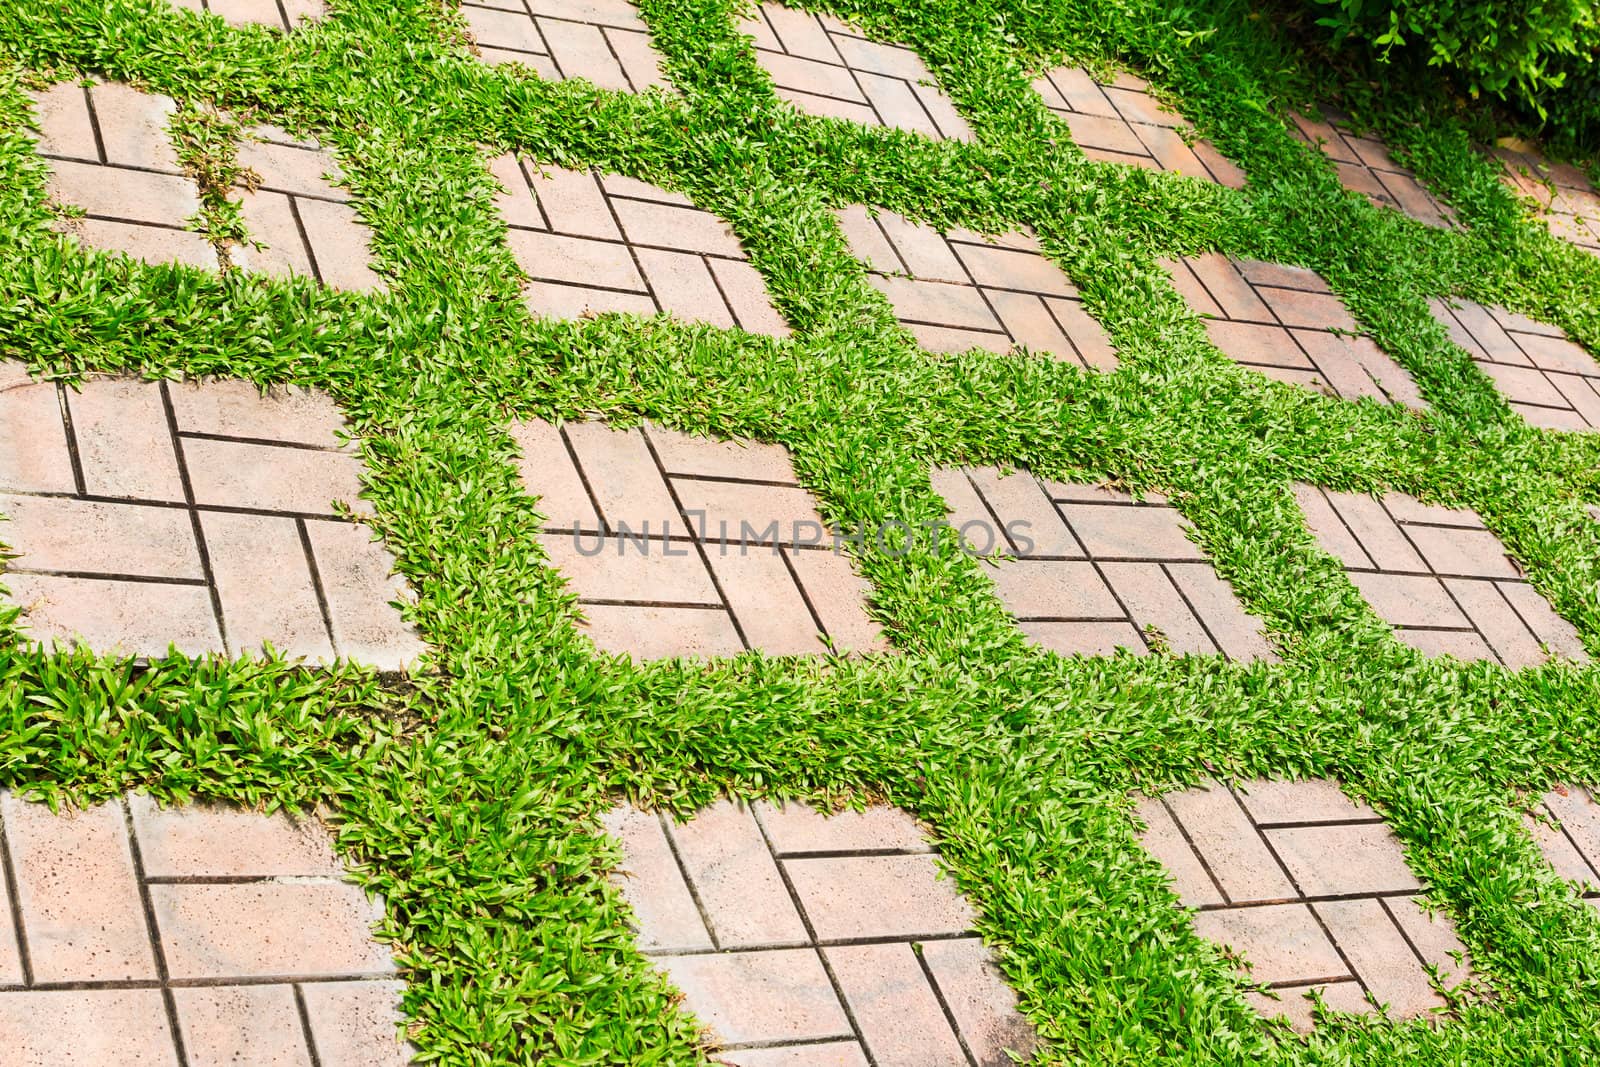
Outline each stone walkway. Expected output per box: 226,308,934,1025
167,0,326,33
0,792,407,1065
1163,254,1425,408
1290,110,1455,229
604,799,1037,1065
1294,484,1587,666
1137,778,1470,1031
1430,298,1600,431
462,0,669,91
933,471,1274,659
1496,143,1600,259
0,370,423,668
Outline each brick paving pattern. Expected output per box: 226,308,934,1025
460,0,669,92
492,156,790,334
1032,66,1246,188
1288,111,1454,229
604,799,1037,1065
932,470,1274,660
1136,778,1470,1030
1429,297,1600,432
0,791,409,1064
26,80,218,270
511,418,883,659
1294,483,1588,667
1163,254,1426,408
1526,786,1600,907
232,124,385,292
166,0,326,32
837,207,1116,368
1495,143,1600,259
740,2,974,142
0,367,425,670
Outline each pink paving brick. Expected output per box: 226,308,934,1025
1527,785,1600,902
0,367,425,670
740,2,973,141
1164,253,1425,408
1430,297,1600,431
462,0,670,92
1033,66,1245,187
1494,142,1600,260
933,467,1273,660
492,156,788,334
1294,483,1589,667
233,125,385,291
0,793,407,1064
166,0,327,32
837,206,1116,367
26,80,217,270
1136,778,1470,1029
512,417,883,659
1289,110,1455,229
608,799,1036,1063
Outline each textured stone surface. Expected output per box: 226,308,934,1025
233,125,384,291
27,80,217,270
1163,253,1425,408
0,368,426,669
1295,483,1588,667
1495,142,1600,260
1430,297,1600,432
740,2,972,141
1137,778,1470,1029
1289,111,1454,229
1527,785,1600,902
1033,66,1246,187
167,0,327,32
462,0,670,91
493,157,788,334
837,206,1116,367
607,799,1036,1063
0,792,409,1065
512,417,882,659
933,468,1274,659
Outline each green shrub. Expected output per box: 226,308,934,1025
1311,0,1599,142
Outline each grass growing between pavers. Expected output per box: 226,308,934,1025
2,0,1600,1061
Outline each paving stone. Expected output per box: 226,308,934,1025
232,127,384,291
0,367,425,669
936,467,1273,659
838,206,1115,368
0,989,177,1066
1295,482,1588,667
1431,297,1600,431
825,942,969,1066
493,156,787,334
612,800,1036,1058
298,980,413,1066
742,3,972,141
1289,111,1454,228
152,881,394,979
1033,66,1245,187
513,417,882,659
173,984,312,1067
463,0,670,92
664,799,807,948
1531,786,1600,899
1137,778,1470,1028
169,0,327,32
785,853,976,941
1,794,155,982
26,80,218,270
0,794,405,1062
657,949,852,1046
1163,254,1424,408
1495,142,1600,260
127,793,343,878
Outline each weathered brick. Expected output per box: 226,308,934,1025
1135,796,1224,908
128,793,342,877
920,937,1039,1065
657,949,851,1045
4,573,223,657
1316,898,1444,1016
0,990,177,1066
1290,111,1454,228
1192,903,1348,985
0,374,75,493
665,800,807,948
785,853,974,940
305,519,425,669
65,378,184,502
601,804,713,953
825,942,969,1066
172,984,312,1067
1163,782,1294,904
1265,823,1422,897
298,980,413,1067
0,495,202,579
756,800,929,854
201,511,334,661
183,437,364,515
576,603,745,658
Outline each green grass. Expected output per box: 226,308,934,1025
2,0,1600,1062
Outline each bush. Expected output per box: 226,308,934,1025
1311,0,1599,143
